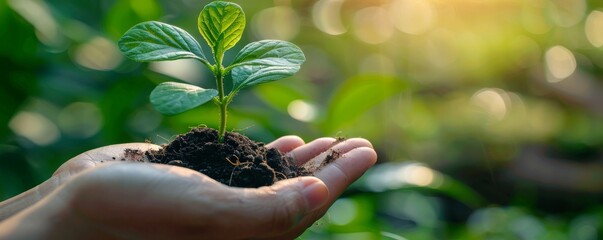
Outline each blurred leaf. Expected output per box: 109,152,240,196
350,162,486,208
198,1,245,60
254,82,307,113
150,82,218,115
99,75,155,143
0,4,40,140
324,75,408,131
104,0,162,40
0,145,36,200
1,72,39,139
118,21,209,64
229,40,305,91
2,0,39,61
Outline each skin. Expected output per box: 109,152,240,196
0,136,377,239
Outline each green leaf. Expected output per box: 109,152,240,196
229,40,305,91
198,1,245,60
118,21,208,64
230,64,301,92
230,40,305,68
149,82,218,115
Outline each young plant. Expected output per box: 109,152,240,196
118,1,305,141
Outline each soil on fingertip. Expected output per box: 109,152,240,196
142,127,318,188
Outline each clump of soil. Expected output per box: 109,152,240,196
143,127,315,188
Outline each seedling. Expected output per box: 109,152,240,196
118,1,305,141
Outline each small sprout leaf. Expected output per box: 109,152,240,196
198,1,245,59
119,21,208,64
229,40,305,91
150,82,218,115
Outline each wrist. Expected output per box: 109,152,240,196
0,184,101,239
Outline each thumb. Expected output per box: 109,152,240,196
233,176,329,238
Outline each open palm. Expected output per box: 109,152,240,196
0,136,376,239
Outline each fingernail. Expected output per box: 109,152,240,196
301,180,329,212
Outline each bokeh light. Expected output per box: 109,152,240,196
57,102,103,138
545,45,577,82
330,198,358,225
402,164,435,187
9,111,60,146
585,11,603,48
72,37,123,71
471,88,510,121
388,0,435,35
287,100,317,122
353,7,394,44
251,6,300,40
312,0,347,35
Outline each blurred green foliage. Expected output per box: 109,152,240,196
2,0,603,238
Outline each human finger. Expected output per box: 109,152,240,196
265,146,377,239
213,176,329,239
265,135,305,154
301,138,374,171
285,138,337,165
313,146,377,200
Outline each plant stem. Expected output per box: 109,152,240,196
214,55,227,142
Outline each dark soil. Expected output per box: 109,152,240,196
143,127,314,188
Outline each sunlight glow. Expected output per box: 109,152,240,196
353,7,394,44
403,164,435,187
312,0,347,35
365,163,444,191
521,1,552,34
252,6,300,40
388,0,435,35
545,45,576,82
585,11,603,48
287,100,317,122
426,29,457,70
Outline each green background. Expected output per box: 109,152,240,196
2,0,603,238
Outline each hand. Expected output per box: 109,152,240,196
0,136,377,239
